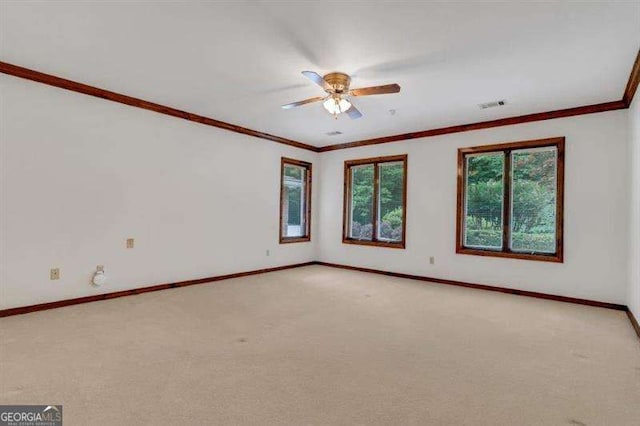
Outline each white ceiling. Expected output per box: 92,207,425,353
1,1,639,147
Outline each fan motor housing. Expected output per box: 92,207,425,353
323,72,351,93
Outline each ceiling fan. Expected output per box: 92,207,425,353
281,71,400,119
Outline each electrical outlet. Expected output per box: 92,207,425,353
50,268,60,280
429,256,435,265
266,249,270,256
126,238,135,249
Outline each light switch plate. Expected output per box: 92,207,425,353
126,238,134,249
50,268,60,280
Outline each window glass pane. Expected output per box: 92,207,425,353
349,164,374,240
282,164,306,237
510,147,557,253
377,162,404,242
464,152,505,249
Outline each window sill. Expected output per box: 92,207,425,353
456,247,562,263
280,236,311,244
342,238,405,249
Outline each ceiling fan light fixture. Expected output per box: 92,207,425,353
282,70,399,120
323,97,351,116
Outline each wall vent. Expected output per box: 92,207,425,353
326,131,343,136
478,100,507,109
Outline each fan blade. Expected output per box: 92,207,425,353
281,96,325,109
349,83,401,97
302,71,332,92
346,103,362,119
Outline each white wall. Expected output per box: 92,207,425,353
1,72,635,310
0,75,319,309
629,97,640,319
318,110,630,304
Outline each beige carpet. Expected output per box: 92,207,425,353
1,265,639,425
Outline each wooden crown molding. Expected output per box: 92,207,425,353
319,101,626,152
0,61,320,153
623,48,640,107
2,49,638,153
320,48,640,152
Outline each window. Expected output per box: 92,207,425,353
343,155,407,248
456,137,564,262
280,158,311,243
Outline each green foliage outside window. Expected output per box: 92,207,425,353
350,165,374,237
464,148,557,253
378,163,404,241
349,162,404,241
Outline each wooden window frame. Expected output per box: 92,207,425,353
279,157,312,244
456,137,565,263
342,154,408,249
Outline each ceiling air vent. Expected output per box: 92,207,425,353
326,131,343,136
478,100,507,109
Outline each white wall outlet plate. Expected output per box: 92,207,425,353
50,268,60,280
